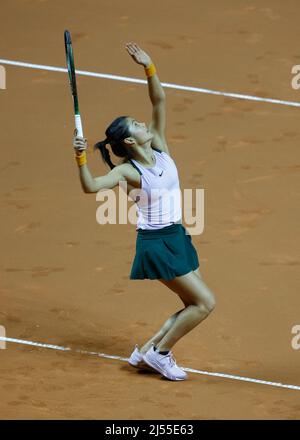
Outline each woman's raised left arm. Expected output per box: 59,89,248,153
125,42,165,103
125,42,169,154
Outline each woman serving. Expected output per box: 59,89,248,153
73,42,216,381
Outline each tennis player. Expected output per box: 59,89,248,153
73,42,216,381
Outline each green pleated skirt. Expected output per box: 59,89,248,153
130,223,200,281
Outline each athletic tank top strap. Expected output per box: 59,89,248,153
151,146,162,153
129,147,162,175
128,159,142,175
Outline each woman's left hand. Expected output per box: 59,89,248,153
125,42,152,67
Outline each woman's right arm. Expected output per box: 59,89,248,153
73,134,124,193
83,166,125,193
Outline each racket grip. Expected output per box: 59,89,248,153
74,114,84,138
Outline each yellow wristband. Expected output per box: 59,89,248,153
145,62,156,78
75,150,87,167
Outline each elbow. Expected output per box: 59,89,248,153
81,180,97,194
83,185,94,194
152,94,166,105
84,184,99,194
156,94,166,103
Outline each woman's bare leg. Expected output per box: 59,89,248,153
139,268,211,354
154,269,216,352
139,308,185,354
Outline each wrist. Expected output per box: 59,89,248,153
144,59,152,68
75,150,87,167
144,62,156,78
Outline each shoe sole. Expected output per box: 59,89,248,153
142,354,187,381
128,360,160,373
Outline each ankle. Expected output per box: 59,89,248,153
140,343,155,354
156,346,171,353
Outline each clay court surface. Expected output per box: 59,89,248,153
1,0,300,419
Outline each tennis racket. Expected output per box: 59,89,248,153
64,29,84,138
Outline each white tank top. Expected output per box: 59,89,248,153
129,147,182,230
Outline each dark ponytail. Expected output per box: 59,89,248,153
94,139,115,170
94,116,132,170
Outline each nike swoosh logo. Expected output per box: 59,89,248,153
159,171,163,177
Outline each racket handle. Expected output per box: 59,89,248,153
75,114,84,138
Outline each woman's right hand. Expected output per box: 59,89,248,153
73,129,87,153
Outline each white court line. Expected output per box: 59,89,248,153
1,336,300,391
1,58,300,108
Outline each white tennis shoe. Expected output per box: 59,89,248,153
128,345,159,373
142,345,188,381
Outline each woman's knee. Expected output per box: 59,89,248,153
206,297,216,313
195,277,216,313
196,299,215,316
205,291,216,313
160,272,216,313
188,281,216,314
195,291,216,314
